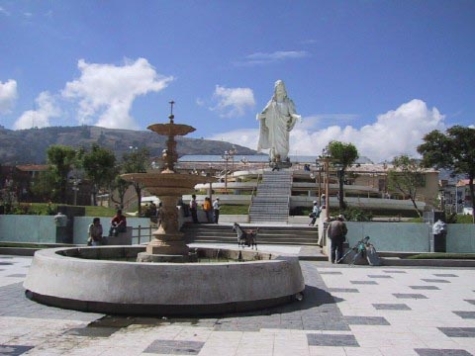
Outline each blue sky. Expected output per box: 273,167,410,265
0,0,474,163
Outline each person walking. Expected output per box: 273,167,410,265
213,198,220,224
327,215,348,263
309,201,320,226
189,194,199,223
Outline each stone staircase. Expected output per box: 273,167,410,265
248,170,292,224
183,223,318,246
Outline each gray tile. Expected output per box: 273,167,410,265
453,311,475,319
434,274,458,277
351,280,378,285
328,288,359,293
465,299,475,306
383,270,407,274
307,333,359,347
438,327,475,338
6,274,26,278
0,345,34,355
373,303,411,310
410,285,440,290
421,279,450,283
393,293,428,299
415,349,472,356
64,326,120,337
0,262,13,265
368,275,392,278
319,271,343,275
143,340,204,355
345,316,390,325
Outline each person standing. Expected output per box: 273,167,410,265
189,194,199,223
157,202,164,228
202,197,213,223
213,198,220,224
88,217,103,246
109,209,127,237
327,215,348,263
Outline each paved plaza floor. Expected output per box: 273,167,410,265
1,247,475,356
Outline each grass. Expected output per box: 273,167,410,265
406,253,475,260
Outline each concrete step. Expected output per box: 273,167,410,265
182,224,319,246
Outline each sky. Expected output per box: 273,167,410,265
0,0,474,163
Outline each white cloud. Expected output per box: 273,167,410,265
235,50,308,66
13,91,60,129
211,85,255,118
208,128,260,152
62,58,173,129
208,99,446,163
0,79,18,114
0,6,11,16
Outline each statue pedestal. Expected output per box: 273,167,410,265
269,161,292,171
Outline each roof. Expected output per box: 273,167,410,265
16,164,50,172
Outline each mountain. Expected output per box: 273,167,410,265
0,125,257,165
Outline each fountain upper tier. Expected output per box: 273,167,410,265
120,172,212,197
147,122,196,137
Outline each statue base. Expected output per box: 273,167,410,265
269,161,292,171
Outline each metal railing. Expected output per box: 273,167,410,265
130,225,154,245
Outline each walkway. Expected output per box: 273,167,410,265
1,248,475,355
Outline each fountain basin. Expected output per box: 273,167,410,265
24,246,305,316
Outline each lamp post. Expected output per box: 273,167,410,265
72,180,79,206
318,147,332,221
221,147,236,194
311,163,324,207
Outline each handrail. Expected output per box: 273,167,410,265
130,225,154,244
248,171,262,215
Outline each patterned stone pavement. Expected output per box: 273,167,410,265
1,251,475,356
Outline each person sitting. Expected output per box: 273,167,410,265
88,217,103,246
109,209,127,237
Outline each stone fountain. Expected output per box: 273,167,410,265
121,101,213,262
23,102,305,316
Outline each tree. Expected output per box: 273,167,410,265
80,144,117,206
46,145,78,203
109,175,130,210
121,147,150,216
417,125,475,223
327,141,359,211
387,155,426,218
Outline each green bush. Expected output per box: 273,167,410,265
343,207,373,221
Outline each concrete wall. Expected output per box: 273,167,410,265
345,222,430,252
0,215,151,245
1,215,474,253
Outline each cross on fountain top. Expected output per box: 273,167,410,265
169,100,175,123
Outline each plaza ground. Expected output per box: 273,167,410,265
2,243,475,356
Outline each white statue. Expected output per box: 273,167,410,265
257,80,301,162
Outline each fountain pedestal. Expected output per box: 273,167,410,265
121,170,212,262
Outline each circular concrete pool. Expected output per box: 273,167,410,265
24,246,305,316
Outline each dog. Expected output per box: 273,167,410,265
232,222,258,249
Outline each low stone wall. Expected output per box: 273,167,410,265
1,215,474,253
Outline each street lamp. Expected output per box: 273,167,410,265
318,147,332,221
72,179,80,206
310,163,323,207
221,147,236,193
